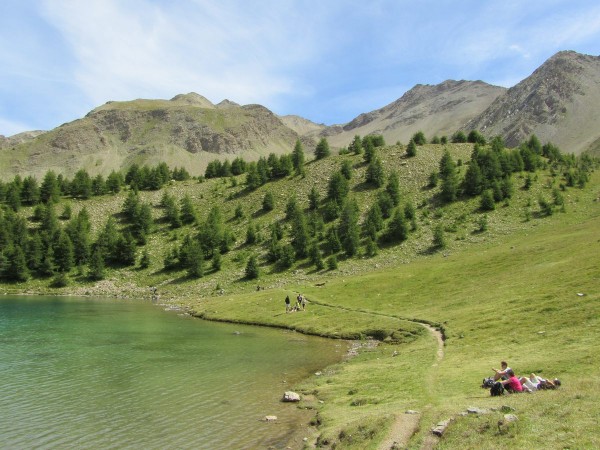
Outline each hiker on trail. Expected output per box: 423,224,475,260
285,295,291,313
492,361,511,381
301,295,306,311
296,294,302,310
500,369,523,393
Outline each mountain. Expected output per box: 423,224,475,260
0,93,300,180
2,50,599,181
319,80,506,147
464,51,600,155
279,115,326,136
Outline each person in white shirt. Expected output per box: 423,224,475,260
492,361,511,381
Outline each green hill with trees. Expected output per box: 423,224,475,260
1,132,599,448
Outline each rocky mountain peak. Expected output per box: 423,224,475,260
465,50,600,153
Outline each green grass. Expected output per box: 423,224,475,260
3,143,600,448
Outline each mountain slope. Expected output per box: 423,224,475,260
320,80,506,147
0,93,300,180
464,51,600,154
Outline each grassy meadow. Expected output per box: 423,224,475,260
3,141,599,448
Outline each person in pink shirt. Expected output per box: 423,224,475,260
500,369,523,393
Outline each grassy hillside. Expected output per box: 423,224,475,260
2,142,599,448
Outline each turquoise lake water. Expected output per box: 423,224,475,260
0,296,345,449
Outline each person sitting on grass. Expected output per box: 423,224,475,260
492,361,511,381
500,369,523,393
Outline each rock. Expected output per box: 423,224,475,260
498,413,519,434
264,415,277,422
500,405,516,413
405,410,419,415
431,419,452,436
282,391,301,402
467,407,489,415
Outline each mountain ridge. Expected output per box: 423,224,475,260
2,50,599,180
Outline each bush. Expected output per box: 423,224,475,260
432,224,447,249
480,190,496,211
51,272,69,288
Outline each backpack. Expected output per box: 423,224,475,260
490,381,504,396
481,377,495,389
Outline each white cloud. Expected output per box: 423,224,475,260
38,0,325,107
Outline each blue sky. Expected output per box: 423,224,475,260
1,0,599,136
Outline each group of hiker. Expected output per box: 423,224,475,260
486,361,561,395
285,294,306,313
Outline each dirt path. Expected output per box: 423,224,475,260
378,323,444,450
288,296,446,449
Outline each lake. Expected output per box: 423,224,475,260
0,296,345,449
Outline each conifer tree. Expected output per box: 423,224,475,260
88,245,106,280
21,176,40,205
122,190,141,222
285,195,300,221
439,150,458,203
338,198,360,257
377,191,394,219
54,231,74,273
163,194,182,228
365,157,385,187
262,191,274,212
412,131,427,145
308,185,320,210
480,189,496,211
340,160,353,180
245,255,259,279
462,159,483,196
131,203,153,244
351,135,362,154
292,139,305,174
71,169,93,199
363,203,384,240
106,170,124,194
386,171,401,206
432,223,447,249
315,138,331,160
406,139,417,157
5,245,30,281
180,194,197,224
308,241,324,270
290,211,310,258
327,171,349,205
92,174,107,196
41,170,61,203
26,233,44,273
363,139,376,163
245,222,258,245
384,208,409,243
115,232,137,266
186,240,205,278
211,249,222,271
324,226,342,255
451,131,467,143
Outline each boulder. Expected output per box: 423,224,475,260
264,415,277,422
282,391,301,402
431,419,452,436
